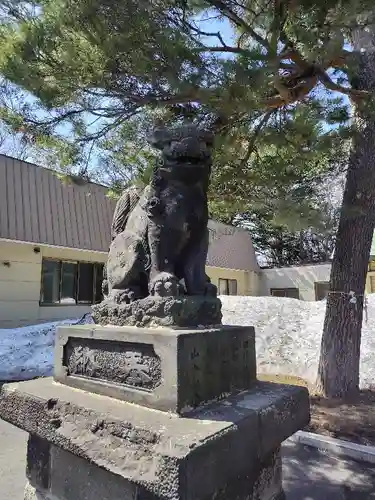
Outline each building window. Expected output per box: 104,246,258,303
61,262,77,304
219,278,238,295
315,281,330,301
270,288,299,299
41,260,61,304
94,264,104,303
77,262,95,303
40,259,104,305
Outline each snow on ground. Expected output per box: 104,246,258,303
0,315,93,381
221,294,375,389
1,296,375,386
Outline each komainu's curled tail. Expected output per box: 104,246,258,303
102,185,143,299
111,185,143,240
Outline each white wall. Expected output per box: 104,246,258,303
206,266,260,296
260,263,331,301
0,239,107,328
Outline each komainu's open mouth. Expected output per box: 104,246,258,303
166,151,209,165
177,156,203,165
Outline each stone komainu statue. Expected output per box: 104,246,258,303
101,124,218,312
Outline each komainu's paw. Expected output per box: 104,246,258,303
149,272,179,297
112,288,140,304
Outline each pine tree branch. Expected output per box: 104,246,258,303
193,46,249,54
181,20,228,48
240,110,275,167
269,0,287,55
282,47,311,70
206,0,271,50
24,108,89,127
317,70,370,100
264,76,319,108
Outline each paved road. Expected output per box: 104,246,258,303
283,441,375,499
0,418,28,500
1,418,375,499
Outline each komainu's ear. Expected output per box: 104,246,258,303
148,127,171,150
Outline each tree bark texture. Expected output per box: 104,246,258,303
317,29,375,398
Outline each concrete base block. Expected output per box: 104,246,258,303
24,435,285,500
25,435,140,500
0,378,309,500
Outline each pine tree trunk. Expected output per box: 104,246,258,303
316,31,375,398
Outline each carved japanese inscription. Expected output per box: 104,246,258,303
63,338,161,391
179,330,257,410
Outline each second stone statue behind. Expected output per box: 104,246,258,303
92,124,222,328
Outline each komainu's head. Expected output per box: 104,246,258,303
148,124,214,185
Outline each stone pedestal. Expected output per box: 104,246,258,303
0,324,310,500
54,324,257,413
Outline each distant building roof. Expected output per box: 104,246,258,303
0,155,259,272
207,220,260,272
0,154,115,252
261,260,332,270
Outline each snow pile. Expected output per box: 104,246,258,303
221,294,375,389
2,296,375,387
0,315,93,381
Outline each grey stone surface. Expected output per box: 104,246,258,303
25,433,283,500
50,445,137,500
94,124,220,328
26,437,284,500
92,295,222,328
25,435,140,500
0,377,309,500
204,449,284,500
27,435,50,491
54,324,257,413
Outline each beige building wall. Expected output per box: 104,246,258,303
260,263,331,301
0,240,259,328
366,270,375,294
206,266,260,296
0,239,106,328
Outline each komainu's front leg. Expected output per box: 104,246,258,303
147,221,184,297
183,227,218,297
203,275,218,297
